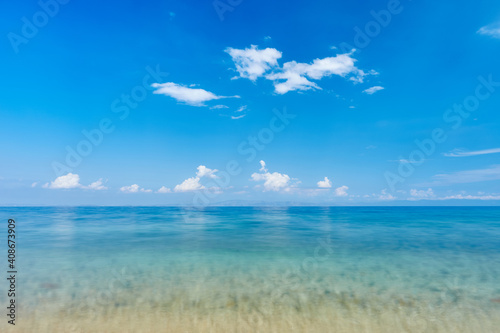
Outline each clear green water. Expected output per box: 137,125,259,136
1,206,500,332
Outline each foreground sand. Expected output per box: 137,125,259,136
7,298,500,333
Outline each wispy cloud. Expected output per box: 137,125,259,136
477,22,500,39
236,105,247,112
363,86,384,95
428,165,500,185
210,104,229,110
231,114,246,120
152,82,239,106
437,194,500,200
443,148,500,157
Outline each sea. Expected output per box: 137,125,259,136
1,206,499,332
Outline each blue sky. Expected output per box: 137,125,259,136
1,0,500,205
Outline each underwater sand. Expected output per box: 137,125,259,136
1,207,500,332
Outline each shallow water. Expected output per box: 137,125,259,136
1,207,500,332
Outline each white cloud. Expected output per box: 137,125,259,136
334,185,349,196
259,160,267,172
251,172,291,191
225,45,282,81
210,104,229,110
44,173,81,189
404,189,500,201
409,188,434,199
174,177,204,192
31,182,38,188
226,45,374,94
389,158,423,164
157,186,172,193
443,148,500,157
152,82,239,106
236,105,247,112
266,52,371,94
86,179,107,190
438,194,500,200
317,177,332,188
477,23,500,39
196,165,218,179
430,165,500,185
363,86,384,95
378,189,395,200
174,165,219,192
120,184,152,193
231,115,246,120
251,160,293,191
44,173,106,190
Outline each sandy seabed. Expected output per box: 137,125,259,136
6,253,500,333
7,296,500,333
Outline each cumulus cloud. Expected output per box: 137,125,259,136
152,82,239,106
477,23,500,39
409,188,435,199
196,165,218,179
44,173,81,189
226,45,374,94
378,189,395,200
157,186,172,193
363,86,384,95
251,172,291,191
443,148,500,157
317,177,332,188
44,173,107,190
174,165,219,192
174,177,204,192
225,45,282,81
251,160,293,191
334,185,349,196
120,184,152,193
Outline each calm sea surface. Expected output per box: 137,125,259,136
1,206,500,332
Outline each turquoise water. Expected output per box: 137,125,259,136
1,207,500,332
